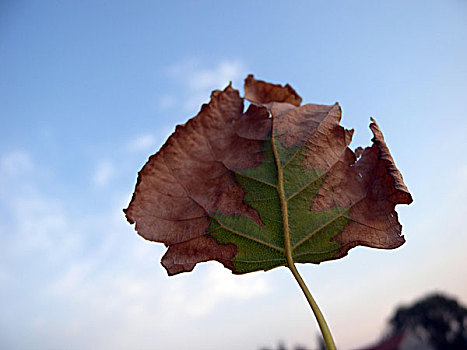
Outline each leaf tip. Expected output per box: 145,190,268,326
244,74,302,106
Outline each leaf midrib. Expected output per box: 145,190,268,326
222,128,350,261
271,121,294,268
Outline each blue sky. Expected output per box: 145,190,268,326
1,1,466,349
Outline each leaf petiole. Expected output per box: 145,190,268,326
271,121,336,350
287,263,337,350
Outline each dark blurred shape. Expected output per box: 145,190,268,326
316,334,326,350
295,346,311,350
259,341,312,350
389,293,467,349
261,293,466,350
357,330,428,350
356,292,467,350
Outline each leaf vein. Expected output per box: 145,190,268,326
234,170,277,188
292,208,351,250
209,215,284,253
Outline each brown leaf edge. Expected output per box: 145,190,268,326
124,76,413,275
244,74,302,106
331,117,413,260
124,84,267,275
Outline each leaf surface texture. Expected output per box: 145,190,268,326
125,75,412,275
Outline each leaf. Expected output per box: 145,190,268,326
124,75,412,275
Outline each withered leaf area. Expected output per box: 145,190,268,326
124,75,412,275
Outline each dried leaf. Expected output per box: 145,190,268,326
124,75,412,275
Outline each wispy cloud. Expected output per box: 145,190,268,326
125,127,173,155
161,264,270,318
0,151,33,176
92,161,115,187
126,134,157,152
157,94,177,110
0,152,82,263
0,149,272,350
163,58,247,114
186,60,246,91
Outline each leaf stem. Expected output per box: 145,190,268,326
287,262,337,350
271,126,336,350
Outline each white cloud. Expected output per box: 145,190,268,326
0,265,8,284
458,164,467,194
92,161,115,187
47,261,93,296
0,150,273,349
187,60,246,92
161,264,270,318
0,151,79,261
157,94,177,110
8,194,72,257
164,58,247,114
190,265,270,316
0,151,33,176
126,134,157,152
125,126,174,155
